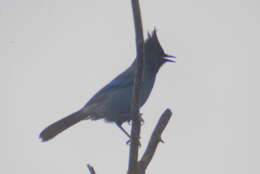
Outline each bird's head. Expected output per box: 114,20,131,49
144,29,175,71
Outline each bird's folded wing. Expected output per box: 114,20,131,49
86,68,134,105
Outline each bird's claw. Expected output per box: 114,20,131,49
126,136,141,146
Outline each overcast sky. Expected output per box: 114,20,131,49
3,0,259,174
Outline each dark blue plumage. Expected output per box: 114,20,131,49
40,30,175,141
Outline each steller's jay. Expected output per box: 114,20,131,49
39,30,175,141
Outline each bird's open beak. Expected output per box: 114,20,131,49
164,53,176,62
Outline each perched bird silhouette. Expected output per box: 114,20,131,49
39,30,175,141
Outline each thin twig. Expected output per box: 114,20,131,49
87,164,96,174
138,109,172,172
128,0,145,174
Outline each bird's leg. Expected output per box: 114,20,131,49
116,122,141,146
127,113,144,125
117,124,131,138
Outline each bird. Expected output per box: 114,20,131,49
39,29,175,141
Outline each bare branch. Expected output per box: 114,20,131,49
87,164,96,174
138,109,173,171
128,0,145,174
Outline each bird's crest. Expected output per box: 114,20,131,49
145,28,165,56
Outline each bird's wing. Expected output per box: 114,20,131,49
86,67,134,105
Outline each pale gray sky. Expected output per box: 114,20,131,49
3,0,259,174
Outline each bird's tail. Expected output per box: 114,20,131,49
39,110,87,142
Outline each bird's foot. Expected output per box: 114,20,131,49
126,136,141,146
